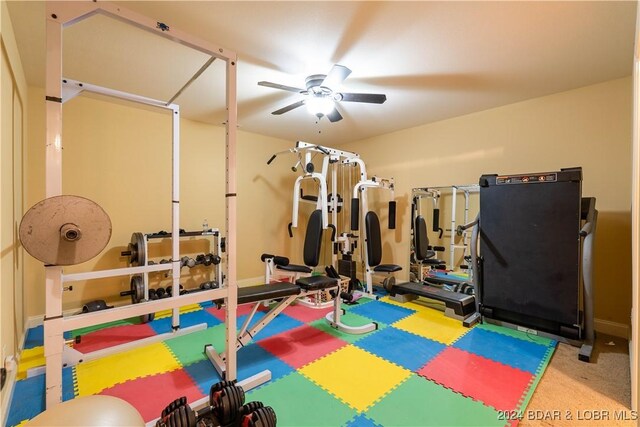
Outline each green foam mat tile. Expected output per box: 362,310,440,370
70,317,142,337
478,323,556,347
365,374,505,427
310,312,385,343
246,372,357,426
164,324,227,366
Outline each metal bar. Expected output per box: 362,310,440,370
167,57,216,105
62,287,227,331
224,56,239,383
62,263,172,283
61,78,174,110
171,106,181,328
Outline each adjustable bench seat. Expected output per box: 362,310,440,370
373,264,402,273
237,282,301,305
296,275,337,291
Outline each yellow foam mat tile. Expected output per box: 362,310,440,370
75,342,180,396
300,345,411,412
154,303,202,319
393,308,469,345
17,346,45,380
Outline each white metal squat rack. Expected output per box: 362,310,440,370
44,1,239,408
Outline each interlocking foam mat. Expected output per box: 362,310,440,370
8,295,556,426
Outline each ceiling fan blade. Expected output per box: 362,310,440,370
321,64,352,89
338,93,387,104
258,81,305,93
326,108,343,123
272,99,305,115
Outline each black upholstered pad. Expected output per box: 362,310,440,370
296,275,337,291
277,264,313,273
303,210,323,267
422,258,444,265
365,211,382,267
374,264,402,273
414,215,431,261
237,282,301,305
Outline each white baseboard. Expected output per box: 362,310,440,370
595,318,629,339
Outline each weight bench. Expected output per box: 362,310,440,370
204,274,377,384
263,209,339,309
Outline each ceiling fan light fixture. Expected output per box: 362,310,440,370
305,95,334,117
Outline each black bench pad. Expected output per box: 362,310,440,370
296,275,337,291
374,264,402,273
277,264,313,273
238,282,301,305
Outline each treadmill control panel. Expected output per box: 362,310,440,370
496,172,557,185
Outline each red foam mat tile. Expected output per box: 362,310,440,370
418,346,533,411
100,369,204,422
206,303,268,322
281,303,334,323
258,324,347,368
73,324,157,353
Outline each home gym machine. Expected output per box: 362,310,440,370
475,168,596,362
349,174,399,297
265,141,362,304
22,1,243,409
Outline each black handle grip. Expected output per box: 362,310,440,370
351,198,359,230
260,253,274,262
267,154,276,165
388,201,396,229
328,224,336,242
273,256,289,266
288,222,293,238
316,145,330,155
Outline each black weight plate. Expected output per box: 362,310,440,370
129,232,146,266
140,311,155,324
130,275,144,304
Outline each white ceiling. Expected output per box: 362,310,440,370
7,1,637,145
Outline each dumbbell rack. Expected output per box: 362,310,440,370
133,229,224,310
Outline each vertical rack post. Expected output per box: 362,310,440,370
224,57,238,381
44,6,64,407
171,106,181,328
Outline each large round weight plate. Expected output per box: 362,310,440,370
128,232,146,266
19,195,111,265
130,275,144,304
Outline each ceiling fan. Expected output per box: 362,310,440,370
258,64,387,122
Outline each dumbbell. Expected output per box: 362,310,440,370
155,287,168,299
165,284,185,296
180,256,196,268
209,381,245,426
241,406,277,427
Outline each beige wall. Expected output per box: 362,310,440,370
24,87,296,316
342,76,633,328
1,1,28,420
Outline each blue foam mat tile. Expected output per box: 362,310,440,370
345,414,383,427
183,359,224,396
240,311,304,342
453,327,549,374
355,326,446,371
237,343,294,384
149,309,222,335
24,326,72,350
6,375,45,426
349,300,416,325
6,369,75,426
